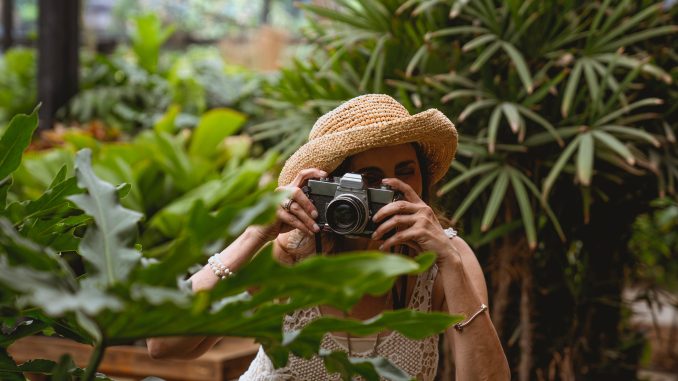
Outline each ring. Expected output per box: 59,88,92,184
281,198,294,212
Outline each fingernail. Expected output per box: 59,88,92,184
313,223,320,232
378,244,384,251
311,210,318,219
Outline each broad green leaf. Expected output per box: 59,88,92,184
0,106,39,180
67,149,143,286
320,350,412,381
189,108,247,158
576,133,594,186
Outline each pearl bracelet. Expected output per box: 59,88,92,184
208,253,234,280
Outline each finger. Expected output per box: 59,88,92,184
371,214,416,241
372,200,420,223
278,209,313,236
291,168,328,188
380,229,418,252
289,201,319,233
382,178,422,204
289,186,319,219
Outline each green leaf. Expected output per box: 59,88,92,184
436,162,499,196
487,106,502,153
508,169,537,250
0,106,39,180
470,41,501,72
542,135,582,200
561,60,583,118
67,149,143,286
451,169,500,224
154,104,181,134
481,170,509,231
596,98,663,126
501,42,533,93
189,108,247,158
462,34,497,51
459,99,497,122
0,176,12,211
591,130,635,165
600,125,660,147
576,132,594,186
425,26,487,40
501,103,522,134
320,350,413,381
515,105,563,147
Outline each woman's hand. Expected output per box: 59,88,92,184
255,168,327,242
370,178,452,261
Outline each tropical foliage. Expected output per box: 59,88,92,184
249,0,677,379
0,108,460,381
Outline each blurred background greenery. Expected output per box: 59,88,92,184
0,0,677,380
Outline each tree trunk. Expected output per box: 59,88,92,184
37,0,79,130
2,0,13,51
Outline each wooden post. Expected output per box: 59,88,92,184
37,0,79,130
2,0,13,51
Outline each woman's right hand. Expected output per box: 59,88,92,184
255,168,327,242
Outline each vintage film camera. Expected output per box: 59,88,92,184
303,173,402,238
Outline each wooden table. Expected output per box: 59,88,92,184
9,336,259,381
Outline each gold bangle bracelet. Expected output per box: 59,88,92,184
453,303,488,333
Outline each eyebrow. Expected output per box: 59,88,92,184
356,160,416,173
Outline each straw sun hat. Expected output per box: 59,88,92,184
278,94,458,187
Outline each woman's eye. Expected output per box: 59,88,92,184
396,169,415,178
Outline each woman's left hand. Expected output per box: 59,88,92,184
371,178,452,260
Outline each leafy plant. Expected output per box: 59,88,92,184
251,0,677,379
0,109,460,381
0,48,37,124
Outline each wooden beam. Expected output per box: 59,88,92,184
37,0,79,130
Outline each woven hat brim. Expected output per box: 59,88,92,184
278,108,458,187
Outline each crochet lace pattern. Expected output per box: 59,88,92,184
240,264,440,381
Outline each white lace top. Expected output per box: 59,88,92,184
239,264,440,381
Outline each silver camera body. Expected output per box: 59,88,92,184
304,173,402,238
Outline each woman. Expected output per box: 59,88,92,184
147,94,510,380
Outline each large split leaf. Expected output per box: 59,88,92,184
67,149,143,287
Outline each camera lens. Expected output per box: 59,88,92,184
333,203,356,227
325,195,368,234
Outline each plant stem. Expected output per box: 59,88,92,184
82,341,106,381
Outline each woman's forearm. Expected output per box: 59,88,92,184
146,226,269,359
439,254,511,381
